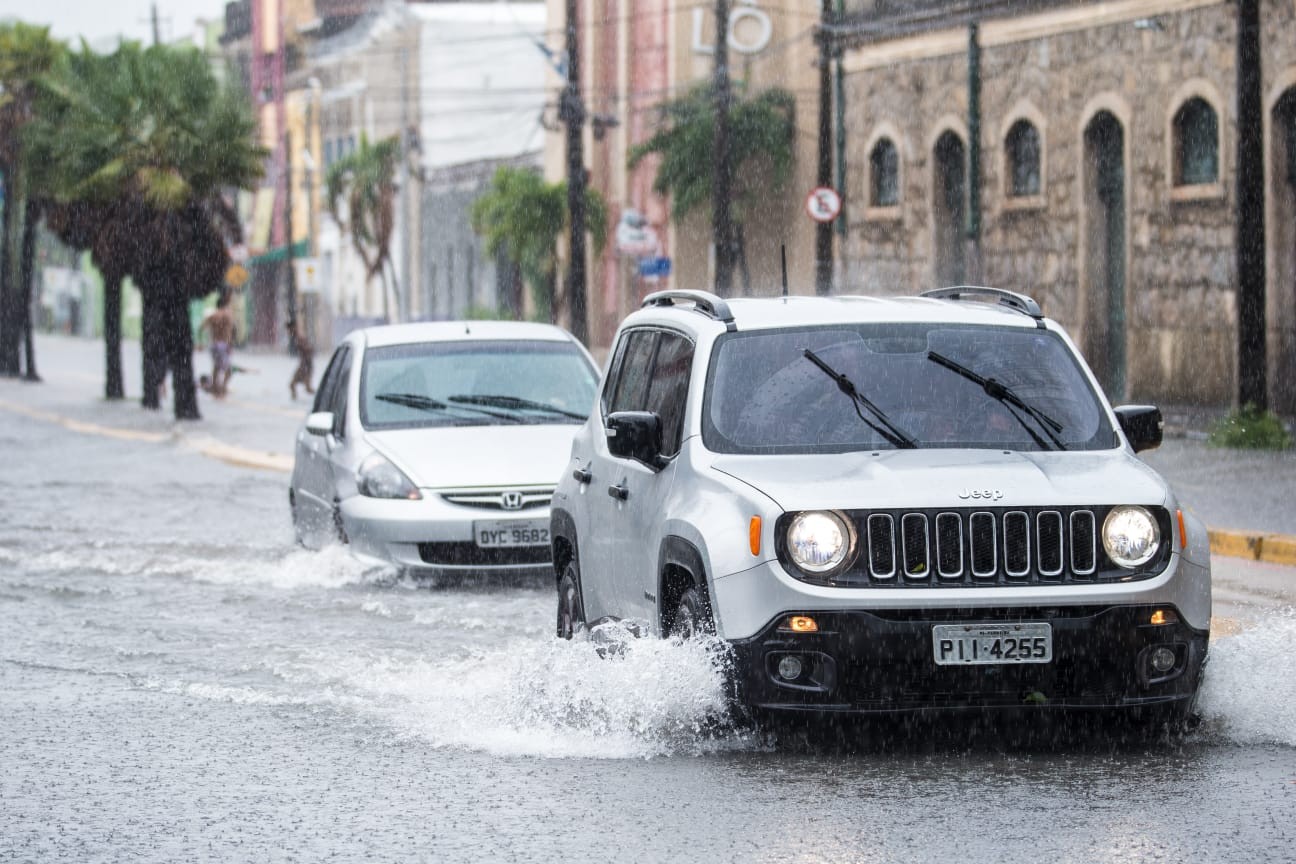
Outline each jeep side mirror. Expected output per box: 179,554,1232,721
1114,405,1163,453
306,411,335,437
605,411,664,468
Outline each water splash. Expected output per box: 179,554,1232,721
1198,610,1296,747
303,623,746,759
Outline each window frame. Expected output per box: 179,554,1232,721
1164,82,1226,203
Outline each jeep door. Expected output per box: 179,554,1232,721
586,327,694,625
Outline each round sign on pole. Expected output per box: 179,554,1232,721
805,186,842,223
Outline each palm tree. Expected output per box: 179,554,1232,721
29,41,264,416
325,135,402,321
628,83,796,296
470,166,606,323
0,21,62,379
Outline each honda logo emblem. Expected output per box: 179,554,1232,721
500,491,525,510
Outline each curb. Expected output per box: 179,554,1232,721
1208,530,1296,566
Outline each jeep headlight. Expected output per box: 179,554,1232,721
1102,506,1159,568
787,511,854,574
357,453,422,500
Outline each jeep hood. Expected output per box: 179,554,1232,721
710,448,1170,512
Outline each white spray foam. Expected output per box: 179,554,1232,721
1198,610,1296,747
309,624,743,759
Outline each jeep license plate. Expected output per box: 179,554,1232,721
932,623,1053,666
474,519,550,548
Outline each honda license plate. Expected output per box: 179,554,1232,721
473,518,549,548
931,622,1053,666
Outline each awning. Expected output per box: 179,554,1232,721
247,239,310,266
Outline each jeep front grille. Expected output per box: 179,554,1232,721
778,506,1170,587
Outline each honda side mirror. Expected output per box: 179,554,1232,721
306,411,335,437
1114,405,1163,453
605,411,664,469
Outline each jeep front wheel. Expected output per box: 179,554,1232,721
669,586,714,639
556,561,585,640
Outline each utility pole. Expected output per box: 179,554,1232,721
814,0,834,295
1236,0,1266,409
712,0,735,296
151,3,161,45
562,0,589,343
284,131,298,354
834,0,847,246
966,22,982,284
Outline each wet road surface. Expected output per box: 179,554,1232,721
2,394,1295,863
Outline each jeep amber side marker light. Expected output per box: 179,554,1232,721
749,516,762,556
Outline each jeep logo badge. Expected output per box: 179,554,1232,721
958,488,1004,501
500,492,525,510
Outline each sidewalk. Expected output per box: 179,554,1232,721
3,333,1296,562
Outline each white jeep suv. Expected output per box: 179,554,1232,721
550,288,1210,724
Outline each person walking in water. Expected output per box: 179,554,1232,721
199,292,237,398
290,323,315,401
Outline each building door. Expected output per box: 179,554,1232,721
1083,111,1126,400
1272,89,1296,414
933,131,966,286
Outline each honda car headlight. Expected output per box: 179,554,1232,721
357,453,422,500
1102,506,1159,568
787,511,854,574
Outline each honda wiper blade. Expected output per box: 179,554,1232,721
803,349,918,449
448,394,586,421
375,392,521,423
926,351,1066,450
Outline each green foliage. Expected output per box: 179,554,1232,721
1208,405,1293,450
627,83,797,221
27,41,264,209
324,134,400,282
470,166,607,321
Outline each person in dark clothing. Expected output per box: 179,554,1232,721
290,324,315,401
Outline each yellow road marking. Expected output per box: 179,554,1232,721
0,396,290,473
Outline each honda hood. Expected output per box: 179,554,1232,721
365,424,579,489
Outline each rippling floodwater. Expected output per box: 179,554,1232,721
2,413,1295,862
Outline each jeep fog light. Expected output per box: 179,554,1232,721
1102,506,1159,568
777,655,803,681
1150,646,1177,674
787,511,853,574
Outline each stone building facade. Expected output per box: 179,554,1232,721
840,0,1296,408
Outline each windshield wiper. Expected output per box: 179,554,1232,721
447,394,586,421
802,349,918,449
374,392,521,423
926,351,1066,451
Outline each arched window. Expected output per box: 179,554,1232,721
1173,97,1218,186
869,137,899,207
1005,119,1041,197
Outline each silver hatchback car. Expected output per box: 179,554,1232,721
291,321,598,576
551,288,1210,727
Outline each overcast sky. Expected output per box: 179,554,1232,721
0,0,229,49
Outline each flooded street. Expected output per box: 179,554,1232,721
2,404,1295,863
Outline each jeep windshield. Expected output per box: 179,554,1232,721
703,324,1117,453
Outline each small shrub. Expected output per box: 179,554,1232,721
1207,404,1293,450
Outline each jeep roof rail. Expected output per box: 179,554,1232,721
920,286,1044,325
642,289,737,331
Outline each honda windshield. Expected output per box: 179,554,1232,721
361,340,597,430
703,324,1116,453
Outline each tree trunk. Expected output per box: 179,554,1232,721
19,198,40,382
103,271,124,399
165,293,200,421
735,221,753,298
140,295,166,410
0,164,25,377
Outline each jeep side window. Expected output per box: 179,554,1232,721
608,330,658,415
644,332,693,457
